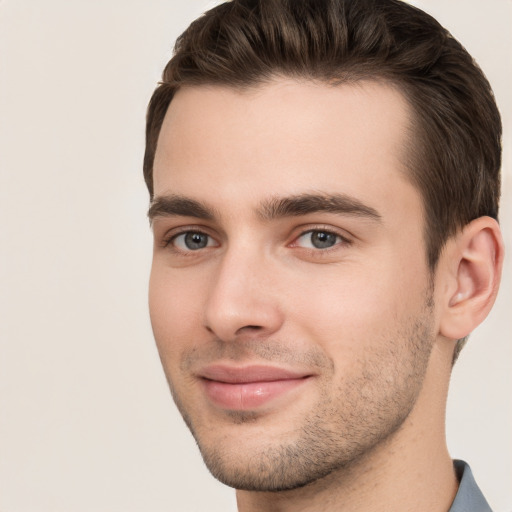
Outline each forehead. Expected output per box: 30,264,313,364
152,78,418,219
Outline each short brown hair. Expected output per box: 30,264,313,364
144,0,501,271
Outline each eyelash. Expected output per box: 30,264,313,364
161,229,214,250
160,226,352,255
292,228,352,251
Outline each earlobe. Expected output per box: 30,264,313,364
439,216,504,340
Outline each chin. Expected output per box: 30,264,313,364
199,441,342,492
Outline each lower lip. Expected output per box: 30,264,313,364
202,378,309,410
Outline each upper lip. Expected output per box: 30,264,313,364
198,364,312,384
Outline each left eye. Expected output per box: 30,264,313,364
295,230,342,249
172,231,216,251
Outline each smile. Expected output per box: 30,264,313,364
198,364,313,410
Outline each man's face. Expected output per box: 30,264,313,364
149,79,437,491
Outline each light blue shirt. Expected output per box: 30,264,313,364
449,460,492,512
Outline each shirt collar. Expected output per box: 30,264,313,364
449,460,492,512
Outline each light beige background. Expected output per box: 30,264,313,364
0,1,510,511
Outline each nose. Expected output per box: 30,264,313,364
203,247,284,342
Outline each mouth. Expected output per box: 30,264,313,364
198,364,313,410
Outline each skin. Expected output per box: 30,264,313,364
148,79,503,512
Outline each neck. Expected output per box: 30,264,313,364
236,341,458,512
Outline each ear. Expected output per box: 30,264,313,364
438,216,504,340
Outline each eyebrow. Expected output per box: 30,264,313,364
148,195,216,222
258,193,382,222
148,192,381,223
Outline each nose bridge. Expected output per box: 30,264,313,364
204,238,282,340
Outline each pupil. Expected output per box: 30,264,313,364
185,232,207,250
312,231,336,249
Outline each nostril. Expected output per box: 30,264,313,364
236,325,263,334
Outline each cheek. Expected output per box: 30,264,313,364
288,258,425,354
148,265,206,360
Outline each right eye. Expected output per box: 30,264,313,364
170,231,217,251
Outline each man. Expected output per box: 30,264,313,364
143,0,504,510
